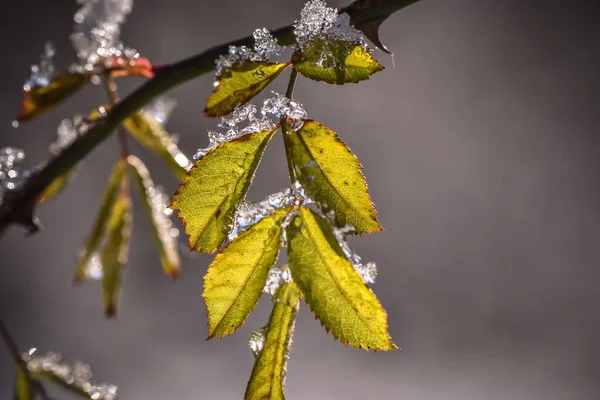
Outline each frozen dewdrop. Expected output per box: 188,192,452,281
264,265,292,297
249,326,268,358
0,147,30,201
83,252,104,280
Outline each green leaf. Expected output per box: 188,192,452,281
288,120,381,233
13,367,34,400
123,112,190,180
18,73,90,121
172,128,278,253
74,160,127,282
127,155,180,278
287,208,395,350
204,208,290,338
205,61,290,118
100,184,133,317
244,282,300,400
292,39,383,84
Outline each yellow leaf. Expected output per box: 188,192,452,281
292,40,383,85
127,155,180,278
204,208,290,338
206,61,290,118
288,120,381,233
245,282,300,400
287,208,395,350
14,367,34,400
172,128,278,253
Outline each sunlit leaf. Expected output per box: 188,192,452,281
204,208,290,338
287,208,395,350
100,183,133,317
245,282,300,400
18,73,90,121
172,128,278,253
205,61,290,118
288,120,381,233
292,39,383,84
109,56,155,79
123,112,189,180
14,367,34,400
74,160,127,282
127,155,180,278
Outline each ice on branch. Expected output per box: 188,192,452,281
50,112,102,156
293,0,365,49
25,42,56,90
333,225,378,284
248,326,267,358
215,28,285,77
228,182,312,241
23,348,118,399
263,265,292,297
0,147,30,202
70,0,139,73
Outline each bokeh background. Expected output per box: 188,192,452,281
1,0,600,398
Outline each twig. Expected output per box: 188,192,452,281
281,68,299,182
102,74,130,158
0,0,421,235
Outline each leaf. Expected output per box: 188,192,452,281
123,112,190,180
74,160,127,282
172,128,278,253
13,367,34,400
204,208,290,338
100,182,133,317
127,155,180,278
292,39,383,85
18,73,90,121
244,282,300,400
288,120,381,233
205,61,290,118
287,208,395,350
37,168,78,205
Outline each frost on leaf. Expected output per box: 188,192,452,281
22,348,118,399
0,147,30,203
292,0,383,84
172,127,277,253
124,97,191,180
333,225,377,284
128,155,181,278
204,208,290,338
287,208,395,350
288,120,381,234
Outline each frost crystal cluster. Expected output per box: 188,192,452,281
248,326,267,358
215,28,285,77
50,113,101,156
333,225,377,284
263,265,292,297
293,0,365,49
262,92,308,131
0,147,29,201
25,42,56,90
70,0,139,73
23,348,118,399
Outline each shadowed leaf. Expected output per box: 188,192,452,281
13,367,34,400
172,128,277,253
204,208,290,339
74,160,127,282
127,155,180,278
292,39,383,84
205,61,290,118
288,120,381,233
287,208,395,350
245,282,300,400
123,112,190,180
18,73,90,121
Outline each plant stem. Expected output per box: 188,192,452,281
103,75,130,159
281,68,299,182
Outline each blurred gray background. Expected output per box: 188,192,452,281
1,0,600,398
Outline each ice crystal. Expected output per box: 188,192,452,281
23,348,118,399
0,147,30,201
50,114,97,156
261,92,307,131
215,28,285,77
332,225,378,283
293,0,365,49
142,96,177,125
263,265,292,297
248,326,267,358
70,0,139,73
25,42,56,90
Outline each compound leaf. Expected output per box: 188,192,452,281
206,61,290,118
287,208,395,350
172,128,277,253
